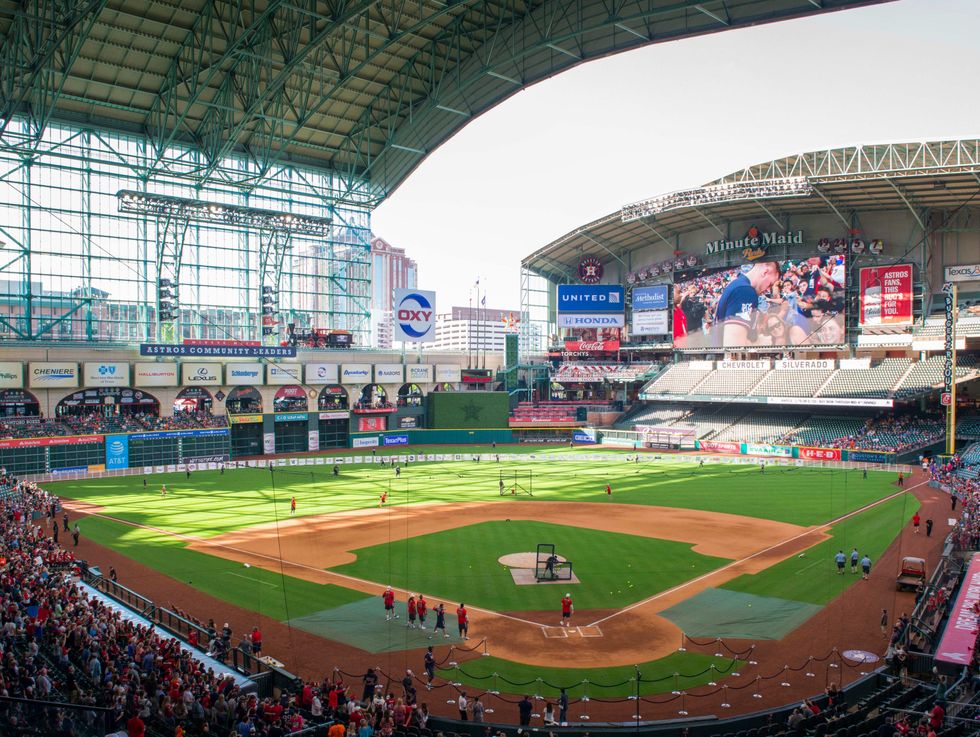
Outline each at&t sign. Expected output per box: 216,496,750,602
393,288,436,343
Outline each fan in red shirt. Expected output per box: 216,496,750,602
407,594,418,628
456,603,469,639
912,513,921,534
417,595,428,630
126,713,146,737
250,626,262,655
383,586,397,621
560,594,574,627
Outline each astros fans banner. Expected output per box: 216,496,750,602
859,264,913,326
393,288,436,343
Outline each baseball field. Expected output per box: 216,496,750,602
51,447,918,700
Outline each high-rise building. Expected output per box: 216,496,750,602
370,236,418,348
426,306,529,356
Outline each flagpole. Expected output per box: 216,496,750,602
467,287,473,370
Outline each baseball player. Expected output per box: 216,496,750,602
560,593,574,626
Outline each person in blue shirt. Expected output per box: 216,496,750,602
714,261,781,347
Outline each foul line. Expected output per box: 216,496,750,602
64,503,545,629
586,480,927,627
224,571,278,588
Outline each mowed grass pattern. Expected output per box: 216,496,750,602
331,520,730,612
53,454,900,540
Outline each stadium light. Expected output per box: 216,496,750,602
117,190,331,237
621,177,813,222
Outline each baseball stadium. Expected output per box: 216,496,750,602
0,1,979,737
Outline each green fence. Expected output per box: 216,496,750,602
349,428,514,448
426,391,510,429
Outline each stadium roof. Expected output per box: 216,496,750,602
0,0,887,202
524,139,980,281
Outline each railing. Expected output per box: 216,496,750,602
227,647,302,698
0,694,112,737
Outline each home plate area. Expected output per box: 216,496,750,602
541,625,603,638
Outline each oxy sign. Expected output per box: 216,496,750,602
393,288,436,342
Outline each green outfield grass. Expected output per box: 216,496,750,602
53,456,900,539
721,492,919,605
438,652,744,698
330,520,730,612
49,453,913,683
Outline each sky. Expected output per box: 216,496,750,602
371,0,980,311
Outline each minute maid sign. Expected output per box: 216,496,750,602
705,227,803,258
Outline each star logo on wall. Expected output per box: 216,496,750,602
461,400,482,421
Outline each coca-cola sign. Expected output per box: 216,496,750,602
563,340,620,353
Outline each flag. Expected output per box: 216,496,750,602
481,295,486,306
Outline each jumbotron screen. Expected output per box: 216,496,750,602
672,255,846,349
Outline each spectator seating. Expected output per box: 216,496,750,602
782,416,868,447
641,364,714,395
614,404,689,429
510,404,580,426
749,368,836,397
677,408,748,440
713,411,808,443
690,368,769,396
554,363,619,382
604,363,661,381
817,358,912,399
895,355,979,399
959,417,980,440
0,411,228,440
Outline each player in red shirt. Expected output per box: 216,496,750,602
383,586,397,621
290,496,297,515
417,594,428,630
560,593,574,627
379,491,388,507
605,484,612,496
457,603,469,639
407,594,418,628
912,513,921,534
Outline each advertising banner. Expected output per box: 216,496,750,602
105,434,130,470
266,364,302,385
632,285,669,311
141,343,295,358
718,360,771,371
352,436,380,448
944,263,980,283
374,364,404,384
274,412,308,423
557,313,625,328
262,432,275,454
563,341,620,353
181,363,221,385
83,362,130,388
340,364,372,384
318,411,350,420
28,362,78,389
0,362,23,388
134,363,179,387
767,396,893,408
406,365,433,383
573,428,597,444
936,554,980,664
399,416,418,429
225,363,264,385
798,446,842,461
435,365,462,383
308,430,320,452
697,440,741,454
0,434,102,449
306,363,339,385
358,416,386,432
673,256,847,349
744,443,792,457
631,309,668,336
229,414,263,424
775,359,835,371
393,288,436,343
557,284,625,313
129,428,229,440
383,434,409,446
860,264,913,326
847,450,892,464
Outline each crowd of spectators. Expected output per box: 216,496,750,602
823,414,946,452
0,412,228,440
0,473,468,737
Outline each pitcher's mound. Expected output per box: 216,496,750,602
498,552,579,586
498,552,565,568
